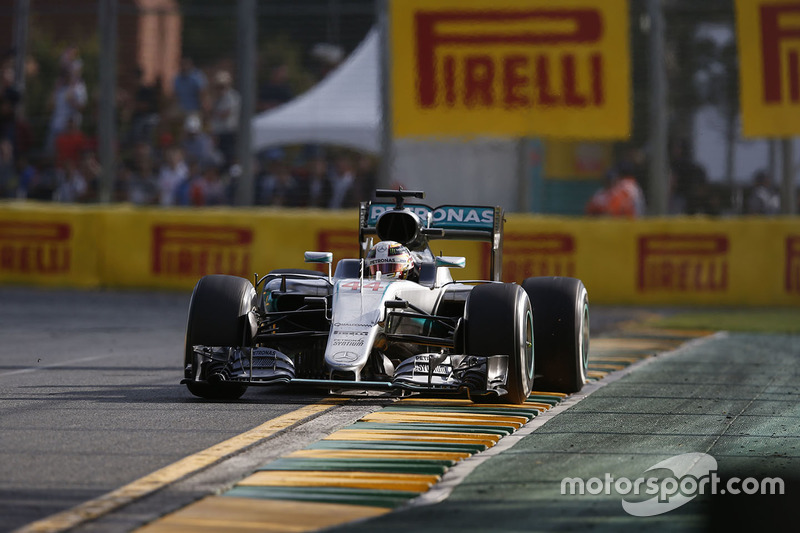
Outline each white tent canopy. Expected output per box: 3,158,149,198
251,29,381,154
250,27,521,209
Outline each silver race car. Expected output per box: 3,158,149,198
182,189,589,404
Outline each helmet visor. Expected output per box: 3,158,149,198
369,261,406,276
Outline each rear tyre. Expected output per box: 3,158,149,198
184,275,255,400
464,284,534,404
522,277,589,393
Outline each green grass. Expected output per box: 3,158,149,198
650,309,800,334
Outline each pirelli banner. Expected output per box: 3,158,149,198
99,207,357,290
389,0,631,139
736,0,800,137
0,204,102,287
2,204,800,306
501,216,800,306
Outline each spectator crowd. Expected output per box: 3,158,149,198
585,141,785,218
0,47,377,209
0,45,787,215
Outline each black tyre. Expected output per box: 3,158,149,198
184,274,256,400
464,283,534,404
522,277,589,394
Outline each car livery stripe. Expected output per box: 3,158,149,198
132,327,712,533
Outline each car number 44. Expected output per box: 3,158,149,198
342,281,386,291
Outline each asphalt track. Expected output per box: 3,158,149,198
2,288,798,532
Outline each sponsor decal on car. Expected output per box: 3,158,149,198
367,204,494,231
411,354,452,376
331,351,360,364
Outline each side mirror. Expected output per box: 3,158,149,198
435,256,466,269
304,251,333,264
304,251,333,280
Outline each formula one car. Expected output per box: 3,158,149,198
182,189,589,404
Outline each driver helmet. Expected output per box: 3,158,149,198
366,241,415,279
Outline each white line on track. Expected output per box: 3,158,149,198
407,332,726,508
0,354,119,378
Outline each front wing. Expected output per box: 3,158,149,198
182,346,512,400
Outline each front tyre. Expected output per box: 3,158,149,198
184,275,256,400
464,284,534,405
522,277,589,394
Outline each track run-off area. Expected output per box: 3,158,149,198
1,288,797,533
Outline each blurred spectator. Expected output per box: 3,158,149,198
224,162,243,203
295,156,331,207
45,58,87,155
53,160,88,203
14,153,36,199
181,113,221,170
258,64,292,112
355,154,378,202
258,157,298,206
585,164,646,217
55,116,90,168
172,57,207,118
128,66,161,145
0,65,21,152
13,112,33,160
78,150,102,202
670,138,708,214
157,147,188,206
114,164,135,203
26,157,58,201
746,170,780,215
191,165,228,206
328,154,358,209
125,144,159,205
58,45,81,75
0,138,14,197
175,160,202,206
155,124,175,162
129,172,158,205
208,70,240,168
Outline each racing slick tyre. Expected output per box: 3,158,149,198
184,275,256,400
464,283,534,405
522,277,589,394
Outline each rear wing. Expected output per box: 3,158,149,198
359,198,505,281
